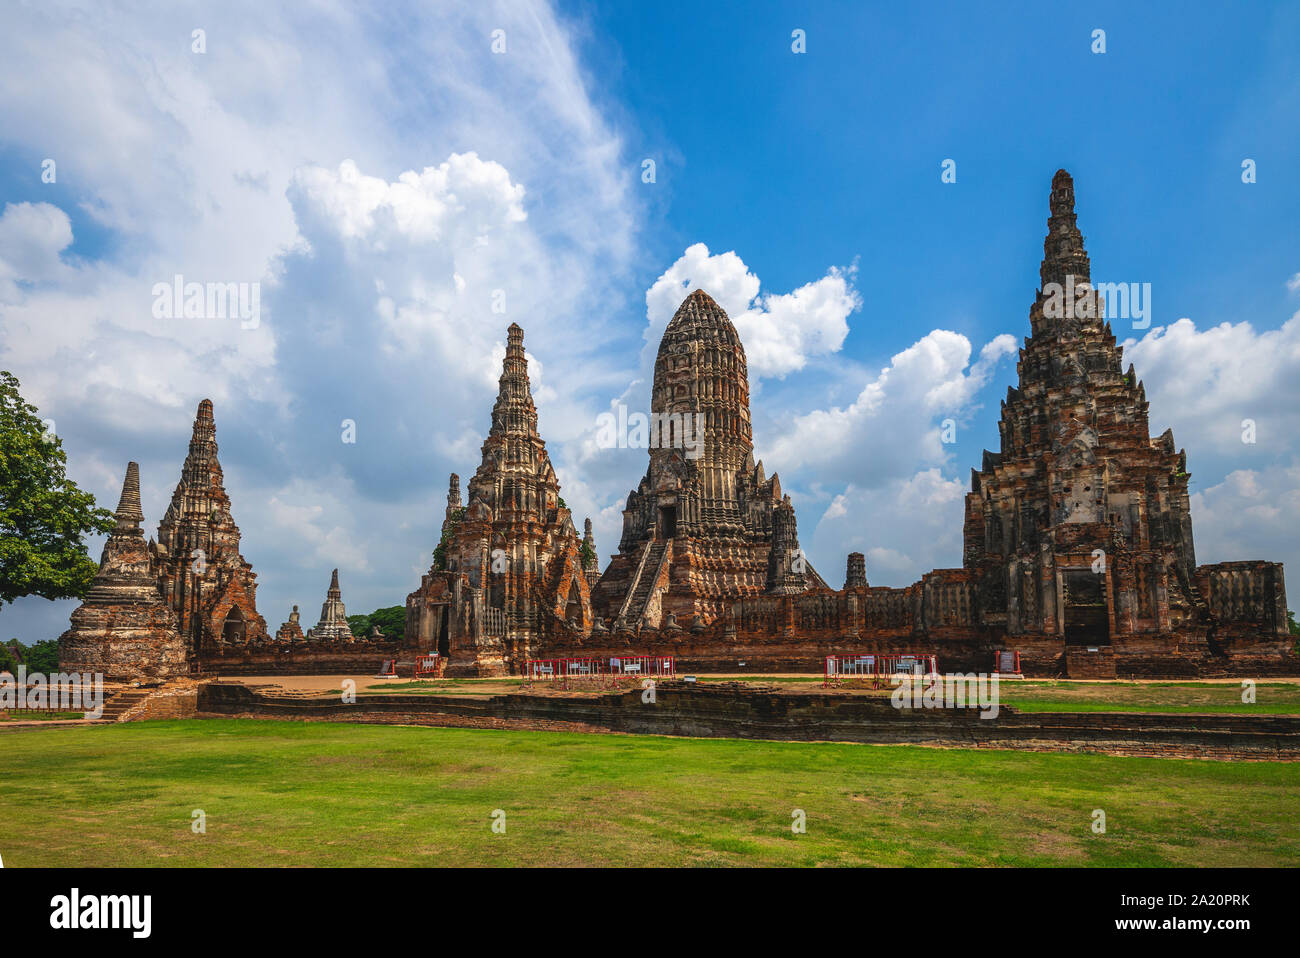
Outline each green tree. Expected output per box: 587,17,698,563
0,371,113,606
366,606,405,642
346,614,371,637
23,638,57,673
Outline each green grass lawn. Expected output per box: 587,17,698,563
999,680,1300,714
2,719,1297,867
0,710,84,721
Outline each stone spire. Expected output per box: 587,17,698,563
87,462,154,600
113,461,145,534
593,288,825,628
442,472,463,539
655,289,754,498
582,517,596,571
1040,169,1091,291
155,398,268,647
489,323,539,439
405,323,592,676
844,552,867,589
308,568,353,642
59,462,188,681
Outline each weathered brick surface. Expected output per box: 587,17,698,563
154,400,269,652
58,462,188,682
591,289,825,635
405,324,593,676
198,682,1300,761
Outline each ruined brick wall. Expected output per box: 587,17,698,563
196,641,400,675
198,683,1300,761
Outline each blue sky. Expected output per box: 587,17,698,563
1,1,1298,642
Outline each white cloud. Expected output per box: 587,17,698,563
1123,314,1300,462
0,202,74,299
267,476,371,574
0,0,639,641
1190,463,1300,583
292,155,526,245
809,469,967,587
644,242,861,378
764,328,1017,486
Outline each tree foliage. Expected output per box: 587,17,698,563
349,606,405,642
1,638,58,673
0,371,114,606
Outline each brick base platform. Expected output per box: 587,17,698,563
196,681,1300,761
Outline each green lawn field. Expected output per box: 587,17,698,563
2,719,1297,867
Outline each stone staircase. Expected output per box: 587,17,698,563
623,539,670,627
99,687,154,722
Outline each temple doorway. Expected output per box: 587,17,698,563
657,504,677,539
436,606,450,658
564,579,582,626
1062,569,1110,645
221,606,246,645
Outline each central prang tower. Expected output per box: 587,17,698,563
592,289,824,631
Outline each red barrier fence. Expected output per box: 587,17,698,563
824,652,939,689
414,654,443,679
524,656,675,682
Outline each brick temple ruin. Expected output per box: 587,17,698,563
153,399,269,652
405,323,595,675
590,288,828,631
959,170,1290,677
58,462,189,682
60,400,379,679
61,170,1296,680
401,171,1292,678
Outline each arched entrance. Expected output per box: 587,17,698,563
564,579,583,626
222,606,246,645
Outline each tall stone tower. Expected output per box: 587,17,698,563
153,399,268,651
592,289,824,629
406,324,593,674
964,170,1203,650
307,569,354,642
59,462,188,681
